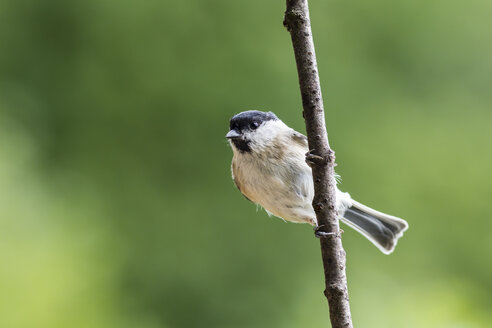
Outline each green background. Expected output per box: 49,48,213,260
1,0,491,327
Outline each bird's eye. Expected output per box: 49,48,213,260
250,122,259,130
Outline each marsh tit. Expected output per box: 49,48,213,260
226,110,408,254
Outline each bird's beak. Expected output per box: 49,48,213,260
226,129,241,139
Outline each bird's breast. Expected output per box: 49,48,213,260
231,148,315,223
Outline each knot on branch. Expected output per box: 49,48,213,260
327,148,336,163
324,282,348,300
283,9,307,31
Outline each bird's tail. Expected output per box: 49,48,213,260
340,200,409,254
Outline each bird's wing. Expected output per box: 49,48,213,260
291,130,342,183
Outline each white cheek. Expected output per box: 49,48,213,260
249,120,289,144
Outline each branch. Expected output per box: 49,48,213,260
283,1,353,327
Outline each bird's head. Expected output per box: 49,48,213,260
226,110,285,153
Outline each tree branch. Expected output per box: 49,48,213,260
283,1,353,327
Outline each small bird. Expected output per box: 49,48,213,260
226,110,408,254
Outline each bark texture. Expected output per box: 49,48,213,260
283,1,353,327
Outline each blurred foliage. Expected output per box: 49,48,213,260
1,0,491,327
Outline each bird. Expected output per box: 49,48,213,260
226,110,408,254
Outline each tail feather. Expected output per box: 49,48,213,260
340,200,408,254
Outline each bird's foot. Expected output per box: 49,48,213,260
314,225,343,239
305,149,325,167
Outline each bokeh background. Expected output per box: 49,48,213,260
1,0,491,327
